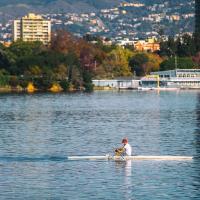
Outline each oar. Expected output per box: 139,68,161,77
120,153,125,160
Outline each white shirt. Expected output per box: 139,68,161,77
124,143,132,156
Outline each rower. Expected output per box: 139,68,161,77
115,138,132,156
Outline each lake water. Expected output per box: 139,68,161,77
0,91,199,199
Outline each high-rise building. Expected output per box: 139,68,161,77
13,13,51,45
195,0,200,34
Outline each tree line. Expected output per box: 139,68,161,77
158,33,200,70
0,31,200,92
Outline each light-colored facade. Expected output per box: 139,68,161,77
134,38,160,52
151,69,200,78
141,69,200,89
93,79,140,89
13,13,51,45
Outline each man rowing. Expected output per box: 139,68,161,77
115,138,132,156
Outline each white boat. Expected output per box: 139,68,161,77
67,155,193,161
152,87,180,91
138,87,180,91
138,87,153,91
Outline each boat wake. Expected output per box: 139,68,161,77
0,156,67,162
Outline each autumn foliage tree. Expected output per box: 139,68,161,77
129,53,163,76
51,30,78,55
193,52,200,66
102,46,133,78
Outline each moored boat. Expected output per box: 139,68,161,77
138,87,180,91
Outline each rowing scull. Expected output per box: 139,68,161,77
67,155,193,161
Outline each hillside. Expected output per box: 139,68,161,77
0,0,193,14
0,0,123,13
0,0,195,40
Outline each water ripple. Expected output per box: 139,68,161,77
0,91,199,199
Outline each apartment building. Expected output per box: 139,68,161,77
13,13,51,44
134,39,160,52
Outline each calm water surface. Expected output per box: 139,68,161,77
0,91,200,199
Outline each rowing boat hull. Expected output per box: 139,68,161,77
67,155,193,161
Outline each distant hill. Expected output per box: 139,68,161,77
0,0,192,15
0,0,126,23
0,0,194,39
0,0,194,28
0,0,124,14
0,0,189,8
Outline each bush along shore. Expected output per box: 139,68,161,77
0,31,200,93
0,78,93,93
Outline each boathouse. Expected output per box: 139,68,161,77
92,78,140,90
141,69,200,89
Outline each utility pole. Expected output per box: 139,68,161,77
94,60,97,71
175,55,178,77
175,55,177,70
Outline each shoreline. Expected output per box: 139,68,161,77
1,86,200,94
0,86,81,94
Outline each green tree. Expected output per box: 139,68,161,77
65,52,80,83
177,34,196,57
34,78,52,91
7,41,45,75
146,53,163,73
9,40,43,58
103,47,133,77
9,76,19,88
0,69,9,86
194,33,200,53
60,80,70,91
24,65,42,78
82,70,93,92
53,64,68,81
160,57,196,71
129,53,149,76
0,47,16,73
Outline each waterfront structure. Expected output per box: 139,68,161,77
195,0,200,34
141,69,200,89
92,79,140,90
151,69,200,78
13,13,51,45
